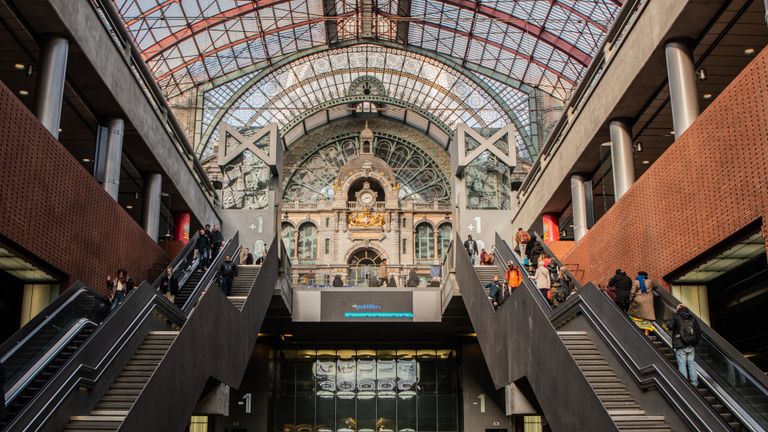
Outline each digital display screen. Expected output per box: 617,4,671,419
321,291,414,321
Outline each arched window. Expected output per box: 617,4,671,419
281,222,296,257
415,223,435,261
438,223,452,259
298,223,318,261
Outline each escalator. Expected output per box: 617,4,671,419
2,234,285,432
531,232,768,431
448,231,767,431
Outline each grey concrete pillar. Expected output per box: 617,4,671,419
34,36,69,139
142,172,162,240
570,174,590,242
102,118,124,201
665,39,700,137
609,118,636,200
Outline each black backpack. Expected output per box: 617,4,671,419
679,316,700,346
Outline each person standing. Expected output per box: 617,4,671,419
629,271,656,336
515,228,531,259
464,235,479,265
670,303,700,387
158,266,179,303
505,261,522,291
534,263,551,302
195,228,211,269
250,250,261,265
484,275,502,309
210,225,224,259
218,256,238,296
378,259,389,287
608,269,633,314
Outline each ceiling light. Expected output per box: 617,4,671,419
744,48,755,55
18,90,29,96
634,142,643,152
13,63,25,70
702,93,713,100
669,131,676,135
58,128,63,133
696,68,707,81
82,158,91,162
642,160,650,165
126,205,133,209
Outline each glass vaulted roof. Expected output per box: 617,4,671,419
114,0,623,100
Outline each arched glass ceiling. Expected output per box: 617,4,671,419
113,0,623,99
199,45,533,159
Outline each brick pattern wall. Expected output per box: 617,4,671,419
563,47,768,287
0,80,167,294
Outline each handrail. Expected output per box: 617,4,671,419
532,232,583,289
518,0,646,195
181,233,240,315
85,0,217,203
153,232,202,293
0,284,106,362
3,318,96,406
7,282,186,431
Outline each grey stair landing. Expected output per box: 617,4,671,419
474,265,503,288
559,331,672,432
62,331,178,432
226,265,260,311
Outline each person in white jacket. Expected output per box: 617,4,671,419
535,264,551,302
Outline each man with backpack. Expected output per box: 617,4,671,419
670,304,700,387
515,228,531,259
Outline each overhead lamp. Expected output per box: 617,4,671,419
13,63,25,70
744,48,755,55
696,68,707,81
18,90,29,96
669,131,676,136
82,158,91,162
642,160,650,165
634,142,643,152
126,205,134,209
702,93,713,100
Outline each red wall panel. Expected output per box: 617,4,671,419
563,48,768,286
0,80,167,294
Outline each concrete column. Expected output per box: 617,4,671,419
142,173,163,240
570,174,590,242
102,118,125,200
609,118,636,200
665,39,700,137
20,284,59,326
34,36,69,139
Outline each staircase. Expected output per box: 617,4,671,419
474,265,502,287
63,331,178,432
174,268,204,308
559,331,672,431
0,324,97,429
226,265,260,311
646,333,743,431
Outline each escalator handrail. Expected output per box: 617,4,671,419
3,318,96,406
652,322,763,432
0,284,107,364
180,233,240,315
494,235,552,312
151,231,201,290
494,233,733,432
653,287,768,394
7,282,186,431
532,231,583,290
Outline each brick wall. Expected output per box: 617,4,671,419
0,80,167,294
562,47,768,287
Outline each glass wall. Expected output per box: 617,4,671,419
437,224,452,260
274,349,458,432
298,223,318,262
282,222,296,258
415,224,435,261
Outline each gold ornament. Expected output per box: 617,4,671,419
347,211,385,227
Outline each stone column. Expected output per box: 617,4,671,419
102,118,125,200
609,118,636,200
34,36,69,139
570,174,590,242
142,173,163,240
665,38,700,137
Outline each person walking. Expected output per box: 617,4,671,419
534,262,551,302
505,261,522,291
195,228,211,269
670,303,701,387
515,228,531,259
464,235,479,265
107,269,133,311
378,259,389,286
629,271,656,336
608,269,633,314
158,266,179,303
218,256,238,296
479,248,494,265
210,225,224,259
484,275,502,309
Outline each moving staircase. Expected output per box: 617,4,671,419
450,232,768,431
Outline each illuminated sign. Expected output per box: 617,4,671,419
321,291,413,321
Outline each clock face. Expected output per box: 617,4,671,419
360,192,374,205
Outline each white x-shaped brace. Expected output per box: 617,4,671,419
218,123,282,176
455,123,517,177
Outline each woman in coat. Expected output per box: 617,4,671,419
629,271,656,335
